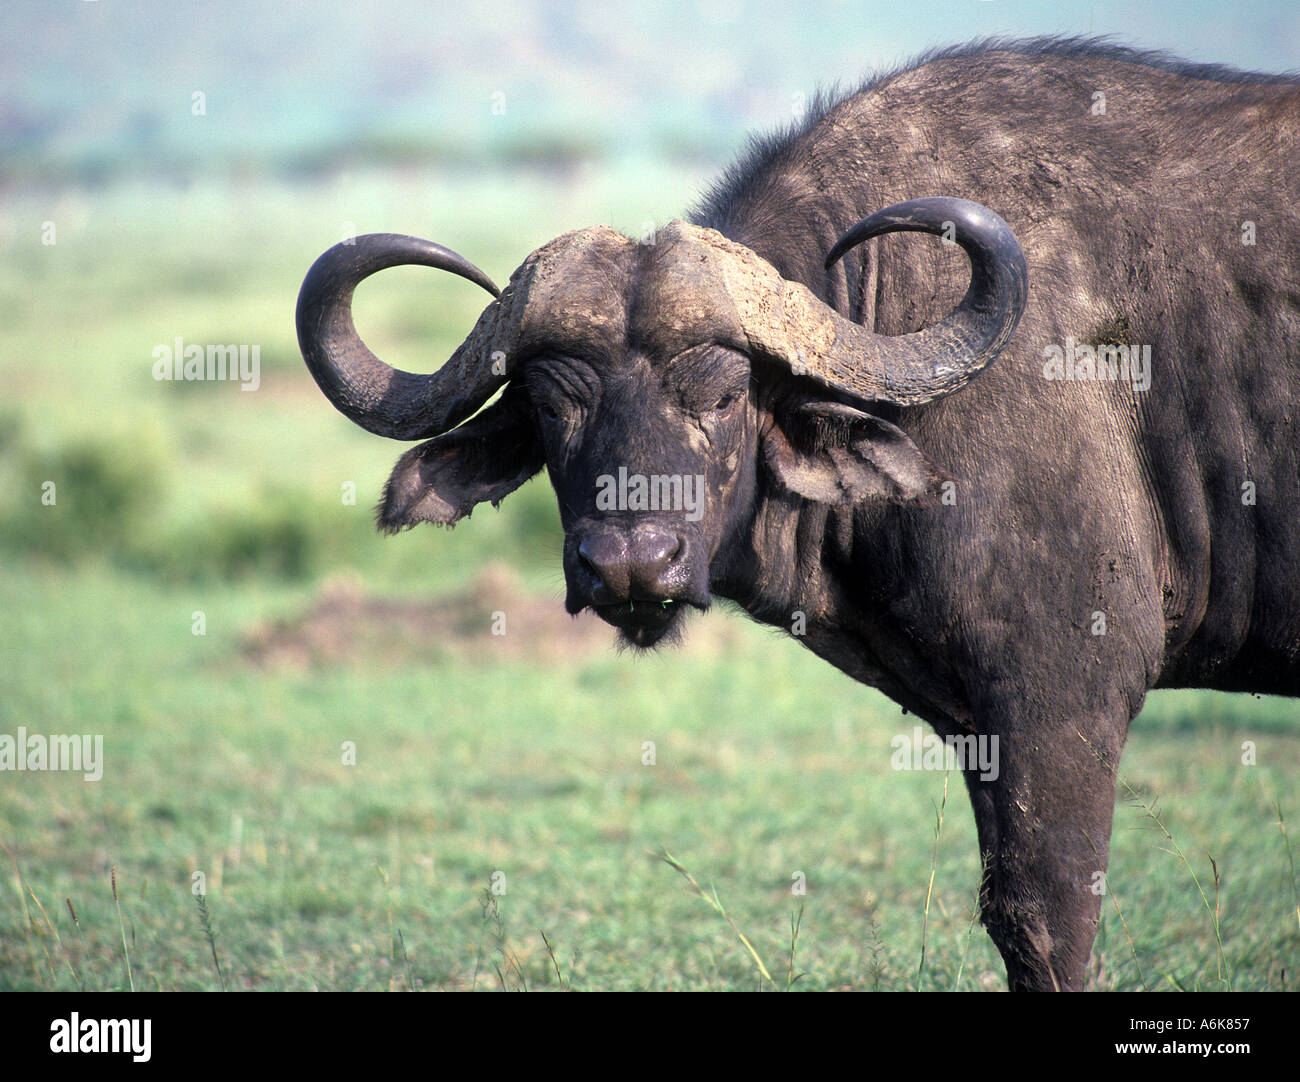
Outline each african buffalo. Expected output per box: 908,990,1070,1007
296,36,1300,990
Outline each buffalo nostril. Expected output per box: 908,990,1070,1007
658,534,683,561
578,533,631,596
625,530,686,594
636,533,679,570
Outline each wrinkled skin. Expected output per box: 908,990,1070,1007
305,38,1300,990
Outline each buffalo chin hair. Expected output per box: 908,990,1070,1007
608,608,692,654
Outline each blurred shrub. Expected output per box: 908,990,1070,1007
0,419,563,587
0,429,163,560
0,426,322,582
144,489,323,583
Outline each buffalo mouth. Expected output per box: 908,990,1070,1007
562,524,711,648
587,597,703,649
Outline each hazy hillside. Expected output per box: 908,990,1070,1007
3,0,1296,186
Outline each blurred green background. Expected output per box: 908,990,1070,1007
1,1,1296,991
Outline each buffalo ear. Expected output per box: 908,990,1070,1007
378,392,544,532
762,400,948,503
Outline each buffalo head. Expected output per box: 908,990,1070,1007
296,198,1027,647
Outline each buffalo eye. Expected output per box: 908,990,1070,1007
711,392,741,418
537,402,561,423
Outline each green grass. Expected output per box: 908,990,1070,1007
2,168,1297,990
2,560,1297,991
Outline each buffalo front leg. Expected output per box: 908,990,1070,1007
963,720,1124,991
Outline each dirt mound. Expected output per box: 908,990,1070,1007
241,562,742,669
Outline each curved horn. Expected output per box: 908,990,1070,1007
666,199,1026,407
295,233,507,440
816,197,1028,404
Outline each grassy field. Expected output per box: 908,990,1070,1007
2,169,1298,991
